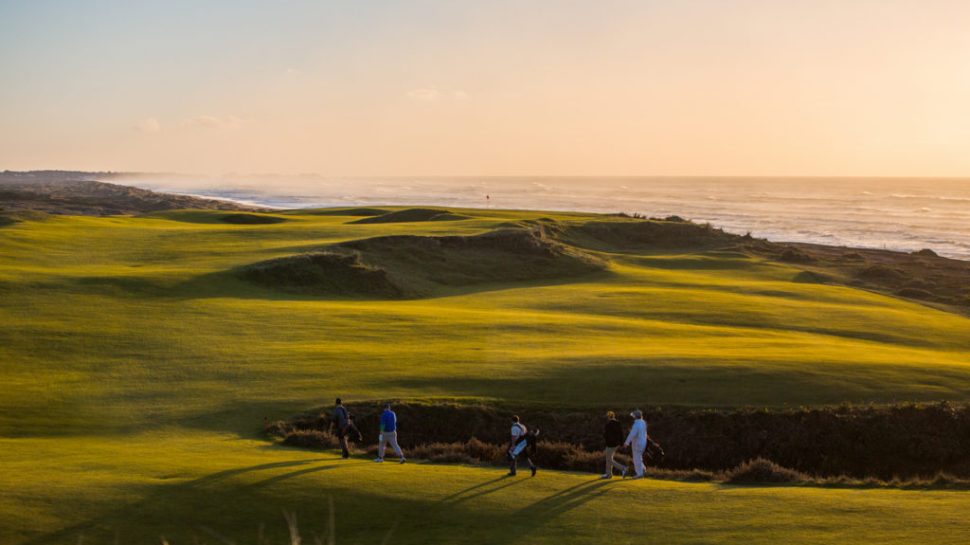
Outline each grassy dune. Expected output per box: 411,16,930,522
2,207,970,543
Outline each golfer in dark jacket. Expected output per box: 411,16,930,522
602,411,628,479
331,398,351,458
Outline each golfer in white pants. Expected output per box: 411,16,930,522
624,409,648,478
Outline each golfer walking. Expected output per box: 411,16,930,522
507,415,537,477
331,398,351,458
375,403,406,464
602,411,628,479
624,409,648,479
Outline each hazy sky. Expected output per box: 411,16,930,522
1,0,969,176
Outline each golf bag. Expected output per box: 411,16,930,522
644,437,665,464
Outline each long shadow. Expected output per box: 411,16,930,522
188,458,327,487
439,476,524,507
245,464,340,489
518,479,612,515
435,475,509,504
496,479,613,542
20,457,334,545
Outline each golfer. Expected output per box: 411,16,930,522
602,411,628,479
331,398,351,459
623,409,648,479
507,415,537,477
375,403,406,464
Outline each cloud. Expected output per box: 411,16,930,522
407,88,442,101
180,115,246,129
133,117,161,133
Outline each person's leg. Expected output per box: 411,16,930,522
526,455,536,476
508,450,517,475
632,446,645,477
377,434,386,460
609,447,628,474
604,447,615,477
388,432,404,460
339,433,349,458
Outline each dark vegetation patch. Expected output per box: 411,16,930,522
779,248,815,264
560,219,739,252
268,401,970,484
239,227,606,298
218,213,287,225
348,208,471,224
572,216,968,313
723,458,809,484
857,265,906,282
792,271,832,283
746,241,970,313
895,287,933,299
239,252,402,297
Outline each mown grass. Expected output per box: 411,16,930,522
2,207,970,543
3,433,969,545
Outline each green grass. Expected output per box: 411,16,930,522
2,206,970,543
3,432,969,545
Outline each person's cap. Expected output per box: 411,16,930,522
631,409,643,418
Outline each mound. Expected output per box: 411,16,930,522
239,252,402,297
857,265,906,283
724,458,809,484
793,270,832,283
349,208,470,224
307,207,388,217
218,213,287,225
334,228,606,294
561,219,741,252
239,227,607,298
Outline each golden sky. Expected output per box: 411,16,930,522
1,1,969,176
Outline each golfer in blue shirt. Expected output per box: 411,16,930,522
375,403,406,464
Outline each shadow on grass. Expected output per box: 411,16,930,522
20,455,619,545
380,358,970,408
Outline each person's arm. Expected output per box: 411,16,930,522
624,424,636,447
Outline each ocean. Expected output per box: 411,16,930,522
124,176,970,260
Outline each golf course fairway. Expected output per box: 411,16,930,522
2,207,969,543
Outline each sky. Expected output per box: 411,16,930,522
1,0,969,177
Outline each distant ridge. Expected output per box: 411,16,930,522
0,171,259,216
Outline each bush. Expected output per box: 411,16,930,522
281,429,340,449
724,458,809,484
277,401,970,480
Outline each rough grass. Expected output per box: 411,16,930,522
2,207,970,543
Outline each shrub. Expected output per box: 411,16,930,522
281,429,340,449
723,458,809,484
